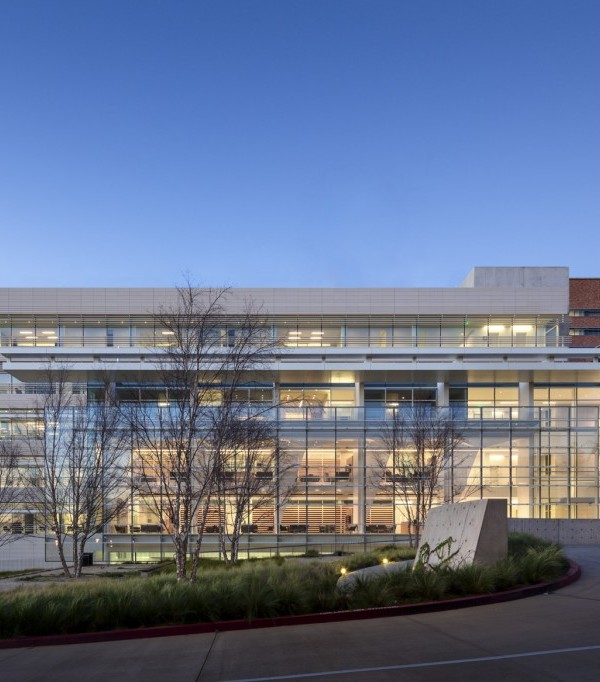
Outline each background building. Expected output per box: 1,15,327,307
1,266,599,565
569,278,600,347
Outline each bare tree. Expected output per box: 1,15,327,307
375,403,465,547
126,284,278,581
0,440,25,548
25,366,129,578
214,410,290,564
127,398,219,581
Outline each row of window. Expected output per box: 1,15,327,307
570,329,600,336
0,316,562,348
570,309,600,317
2,381,600,405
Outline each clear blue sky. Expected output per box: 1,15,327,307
1,1,599,288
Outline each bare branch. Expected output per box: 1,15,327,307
125,284,280,581
373,403,465,547
22,363,128,578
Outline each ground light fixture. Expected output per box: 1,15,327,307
340,567,347,575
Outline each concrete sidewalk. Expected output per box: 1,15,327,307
0,562,158,592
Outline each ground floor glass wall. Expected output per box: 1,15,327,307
70,405,599,562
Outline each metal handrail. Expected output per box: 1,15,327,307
0,335,572,349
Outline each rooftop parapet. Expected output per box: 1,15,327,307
460,266,569,289
0,267,570,316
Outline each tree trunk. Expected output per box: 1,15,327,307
73,536,88,579
189,504,211,582
174,536,188,581
230,521,241,564
55,533,72,579
72,534,81,579
189,538,202,583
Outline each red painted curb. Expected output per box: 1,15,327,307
0,560,580,650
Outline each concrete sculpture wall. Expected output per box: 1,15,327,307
416,499,507,569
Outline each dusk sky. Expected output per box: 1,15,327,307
1,1,599,288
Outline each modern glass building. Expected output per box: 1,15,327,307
1,266,599,563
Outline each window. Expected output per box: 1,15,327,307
571,309,600,317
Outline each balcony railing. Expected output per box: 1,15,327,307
0,334,571,349
115,404,597,425
2,403,597,441
0,383,88,395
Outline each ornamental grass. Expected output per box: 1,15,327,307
0,535,569,639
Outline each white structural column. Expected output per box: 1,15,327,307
437,382,449,407
437,381,452,502
354,381,363,408
355,463,366,534
273,383,281,534
519,381,533,410
354,381,365,534
519,379,535,518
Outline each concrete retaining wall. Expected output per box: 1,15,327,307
0,536,63,570
509,519,600,545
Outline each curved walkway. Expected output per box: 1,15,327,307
1,545,600,681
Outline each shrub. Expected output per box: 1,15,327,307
507,532,555,558
516,546,569,584
444,563,496,596
408,567,448,601
233,570,281,620
384,566,413,602
373,545,416,562
337,552,380,571
347,576,395,609
489,557,523,591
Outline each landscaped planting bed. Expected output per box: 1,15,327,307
0,534,569,640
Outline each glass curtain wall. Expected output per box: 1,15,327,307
0,315,564,348
24,387,597,561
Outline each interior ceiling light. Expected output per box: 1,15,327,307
513,325,533,332
486,325,505,332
